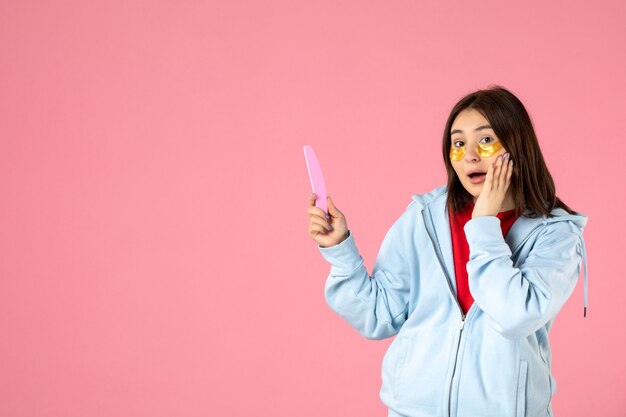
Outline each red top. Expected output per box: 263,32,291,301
449,203,520,315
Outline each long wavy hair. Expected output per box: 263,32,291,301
442,85,577,218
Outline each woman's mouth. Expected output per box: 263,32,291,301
468,172,486,184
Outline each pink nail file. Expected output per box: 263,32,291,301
303,144,328,214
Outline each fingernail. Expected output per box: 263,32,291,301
505,153,510,159
326,224,333,231
325,214,330,220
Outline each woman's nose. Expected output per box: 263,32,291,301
464,145,480,162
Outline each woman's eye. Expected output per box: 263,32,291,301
480,136,494,143
453,141,464,148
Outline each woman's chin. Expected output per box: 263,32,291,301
462,183,482,198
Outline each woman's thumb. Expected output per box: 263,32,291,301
327,196,340,215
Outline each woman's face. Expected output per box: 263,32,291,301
449,108,508,201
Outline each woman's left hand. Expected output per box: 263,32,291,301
472,153,513,218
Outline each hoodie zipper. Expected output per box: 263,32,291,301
421,209,467,417
448,313,467,417
421,210,465,316
421,208,545,417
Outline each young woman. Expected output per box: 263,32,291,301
306,86,588,417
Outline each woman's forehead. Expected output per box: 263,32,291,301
450,109,492,134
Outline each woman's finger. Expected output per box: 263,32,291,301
493,154,504,191
504,154,512,189
310,215,333,231
307,206,330,220
497,154,508,191
498,153,509,192
309,222,328,238
483,160,495,192
505,158,513,189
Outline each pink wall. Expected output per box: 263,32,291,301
1,1,624,416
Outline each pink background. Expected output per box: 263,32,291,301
1,1,624,416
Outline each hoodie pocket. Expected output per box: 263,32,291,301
391,336,408,399
516,360,528,417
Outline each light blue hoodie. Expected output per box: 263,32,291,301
318,185,588,417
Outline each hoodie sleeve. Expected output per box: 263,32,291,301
464,216,583,340
317,202,415,340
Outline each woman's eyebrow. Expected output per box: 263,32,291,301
450,124,492,135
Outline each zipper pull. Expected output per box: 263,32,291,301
459,315,466,330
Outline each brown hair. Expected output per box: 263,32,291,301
442,85,577,218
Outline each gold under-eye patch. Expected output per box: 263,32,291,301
449,140,504,161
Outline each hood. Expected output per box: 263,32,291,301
542,209,589,318
510,208,588,317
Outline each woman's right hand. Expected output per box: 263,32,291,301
307,193,349,248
